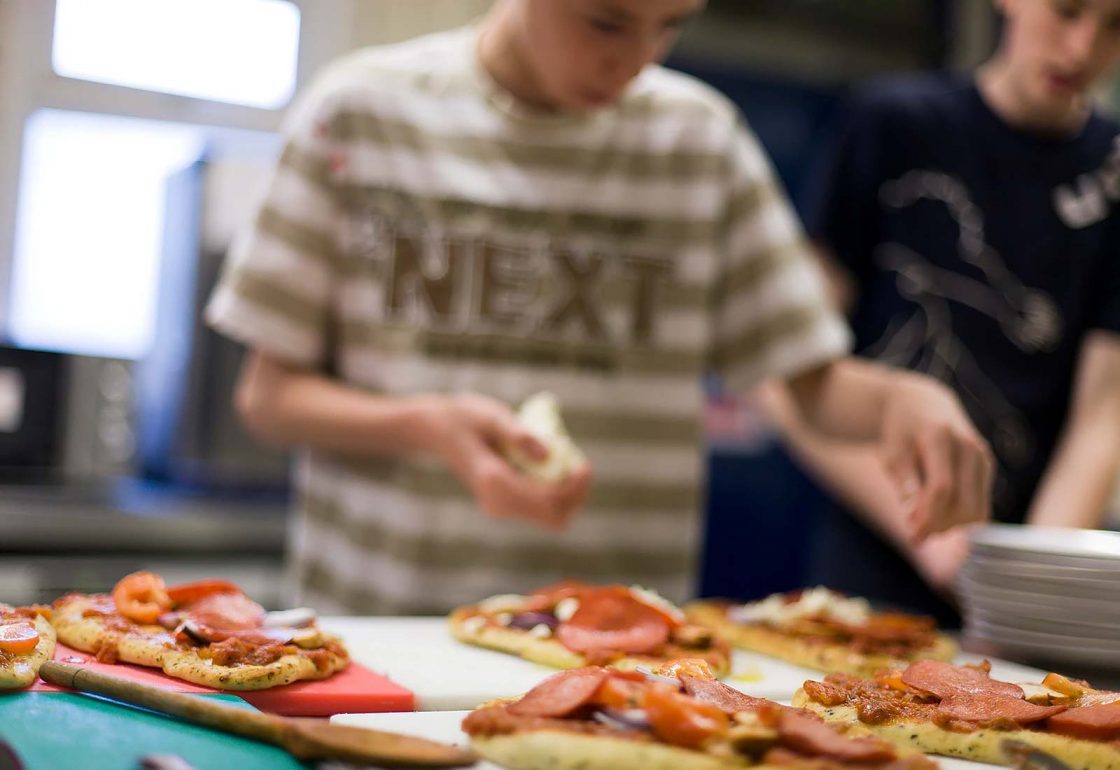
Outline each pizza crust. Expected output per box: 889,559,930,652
686,601,956,677
449,608,731,675
471,731,753,770
792,690,1120,770
52,594,347,691
0,613,57,689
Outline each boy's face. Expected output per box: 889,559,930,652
1001,0,1120,113
515,0,706,112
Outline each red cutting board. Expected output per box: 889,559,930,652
32,643,415,717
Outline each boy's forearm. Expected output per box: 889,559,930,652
235,351,443,459
785,358,893,441
1027,417,1120,529
757,381,911,547
1029,331,1120,529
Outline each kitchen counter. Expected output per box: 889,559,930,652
0,477,287,552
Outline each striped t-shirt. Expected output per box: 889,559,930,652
206,26,851,615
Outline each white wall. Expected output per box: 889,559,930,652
352,0,494,47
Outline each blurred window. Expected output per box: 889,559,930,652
52,0,301,109
9,110,203,359
0,0,310,359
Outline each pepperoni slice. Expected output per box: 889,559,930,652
937,694,1067,726
507,667,610,717
556,588,670,655
834,612,935,643
182,592,265,630
679,676,773,714
901,660,1025,700
1047,702,1120,740
776,710,897,763
178,622,294,646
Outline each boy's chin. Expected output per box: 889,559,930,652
565,89,623,112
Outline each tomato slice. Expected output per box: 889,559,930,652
594,673,647,709
166,579,243,607
111,570,172,624
556,587,670,654
643,682,729,749
657,658,714,680
0,622,40,654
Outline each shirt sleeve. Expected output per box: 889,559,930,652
205,79,347,370
709,118,853,394
808,89,892,281
1090,215,1120,334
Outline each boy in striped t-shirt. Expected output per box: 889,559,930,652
207,0,993,614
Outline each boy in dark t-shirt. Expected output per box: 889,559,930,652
763,0,1120,624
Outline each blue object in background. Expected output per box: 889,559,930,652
700,441,831,601
670,57,845,220
670,61,846,600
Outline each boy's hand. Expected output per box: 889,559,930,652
425,393,593,530
879,373,994,541
909,526,972,597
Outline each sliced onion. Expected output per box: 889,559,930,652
508,611,559,631
156,612,183,630
178,620,295,645
262,607,317,628
177,621,210,645
593,708,651,732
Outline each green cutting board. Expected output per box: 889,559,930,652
0,692,308,770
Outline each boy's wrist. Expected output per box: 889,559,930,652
395,394,450,458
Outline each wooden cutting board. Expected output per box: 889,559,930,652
30,642,414,716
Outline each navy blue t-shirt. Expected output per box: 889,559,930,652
806,73,1120,622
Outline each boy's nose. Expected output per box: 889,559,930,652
605,39,660,83
1062,18,1105,69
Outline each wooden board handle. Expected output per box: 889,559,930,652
39,661,286,746
38,661,477,767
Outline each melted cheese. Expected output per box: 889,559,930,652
729,587,872,628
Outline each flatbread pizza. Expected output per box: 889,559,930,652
52,571,348,690
451,581,731,676
793,659,1120,769
686,587,956,677
0,604,56,689
462,660,936,769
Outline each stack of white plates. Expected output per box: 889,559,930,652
958,524,1120,671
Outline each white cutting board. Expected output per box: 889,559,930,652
321,617,558,710
321,617,1049,711
330,710,1002,770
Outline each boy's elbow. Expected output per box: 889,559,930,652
234,374,272,442
233,356,288,446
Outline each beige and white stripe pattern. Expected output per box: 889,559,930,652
207,27,851,615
